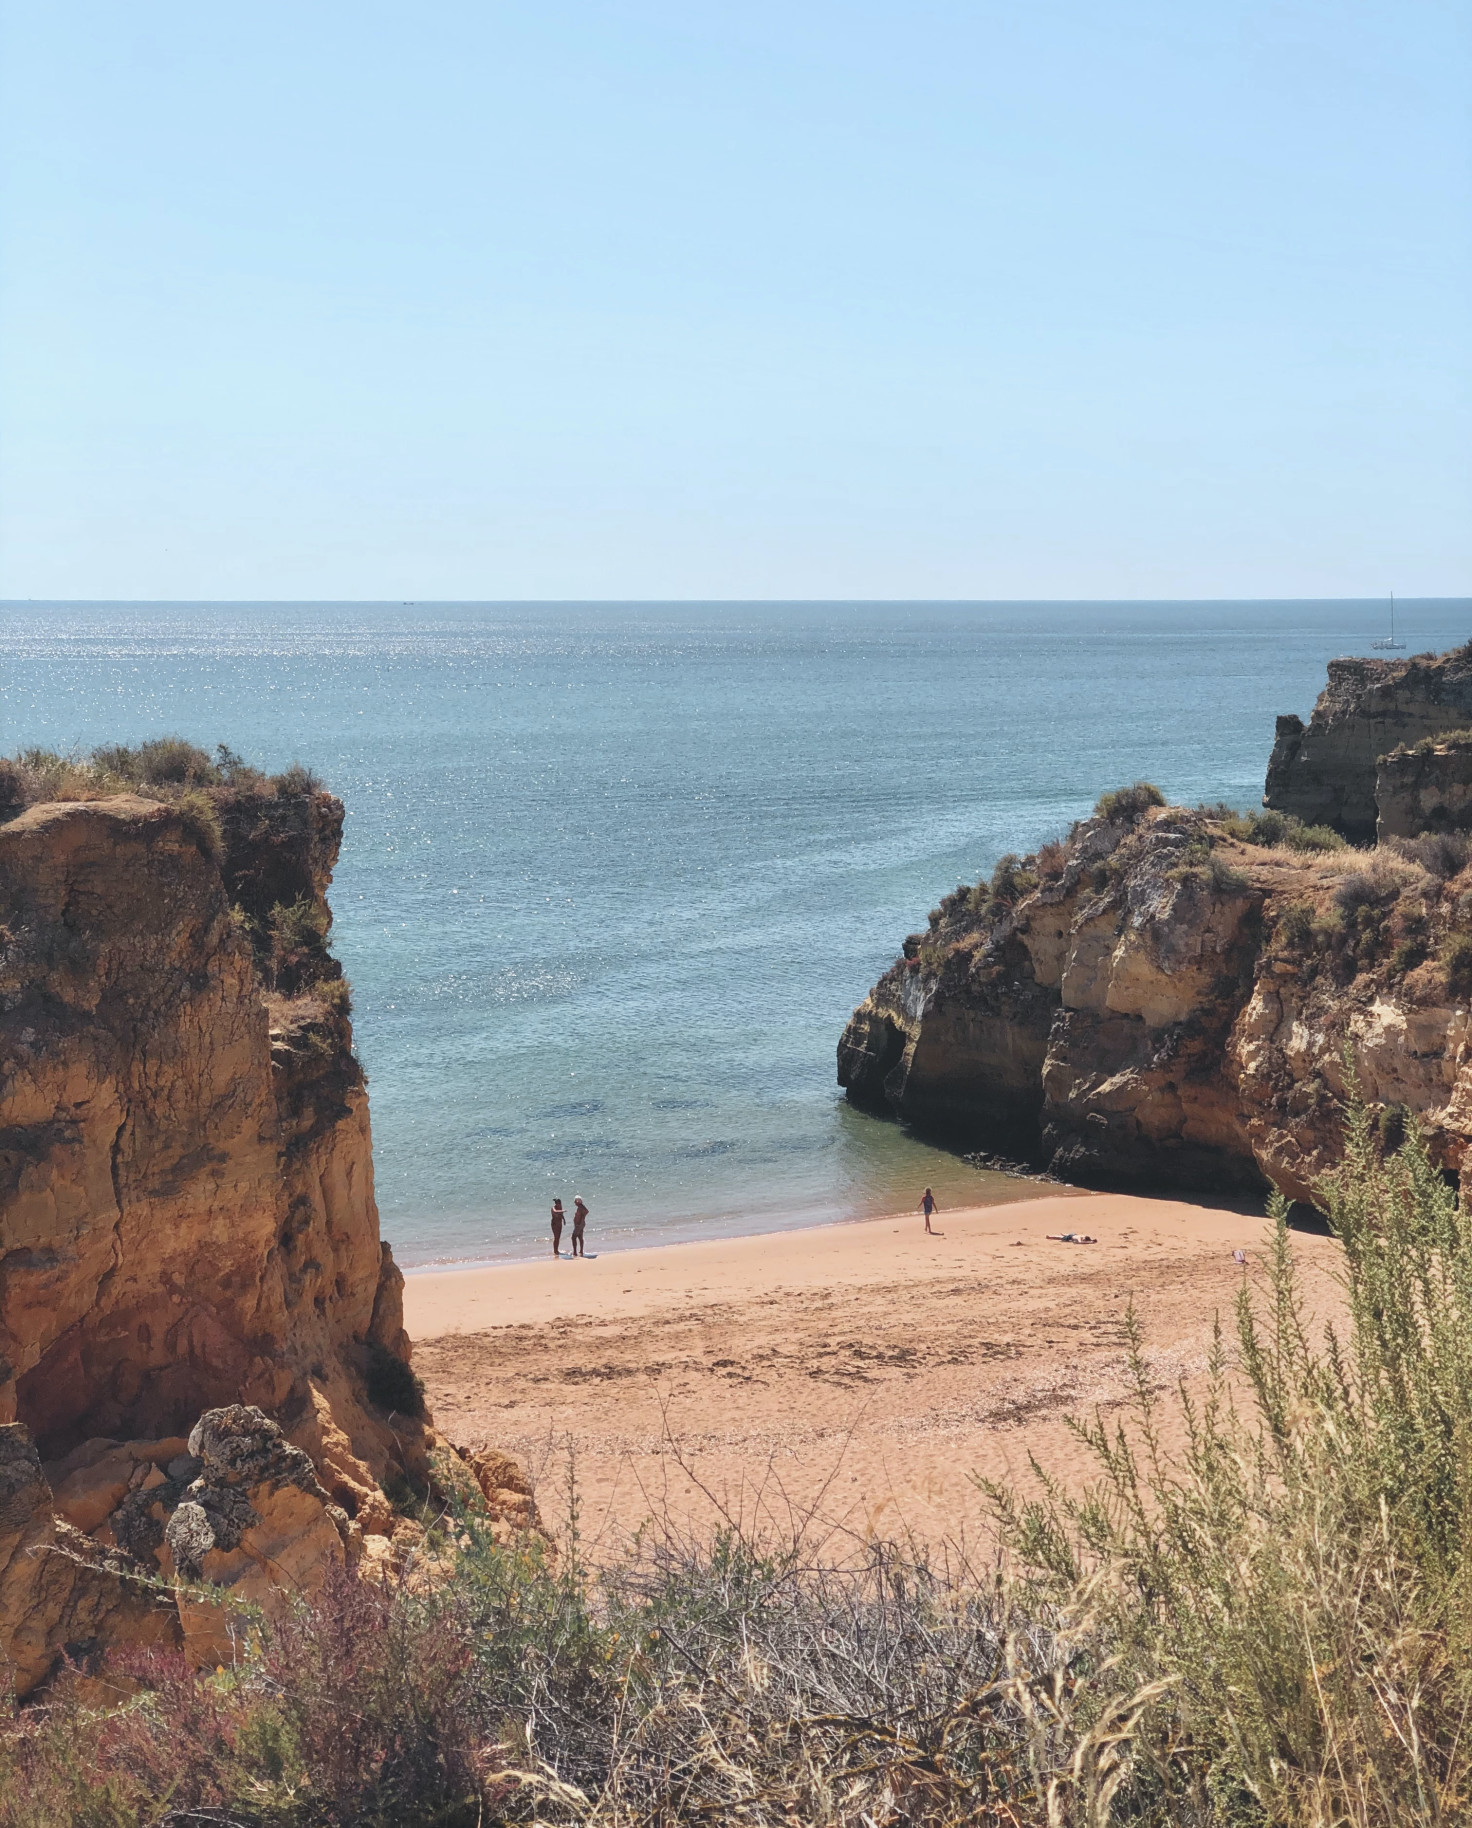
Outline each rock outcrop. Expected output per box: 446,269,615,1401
0,778,532,1695
1,1421,181,1699
840,801,1472,1203
1376,736,1472,842
1264,643,1472,839
844,640,1472,1196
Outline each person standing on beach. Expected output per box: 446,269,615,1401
571,1195,589,1257
550,1198,565,1256
919,1187,939,1235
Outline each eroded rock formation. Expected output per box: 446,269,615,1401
1376,736,1472,842
844,640,1472,1195
0,780,531,1695
1264,643,1472,839
840,802,1472,1203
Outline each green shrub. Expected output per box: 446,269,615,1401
317,975,353,1016
1391,938,1428,975
274,761,324,797
364,1342,426,1419
970,851,1040,917
1312,905,1347,949
1276,899,1314,948
990,1095,1472,1825
991,852,1039,903
1205,851,1248,891
91,736,220,787
1390,830,1470,878
1212,806,1346,852
1408,725,1472,754
1442,932,1472,996
0,759,24,813
270,898,329,951
173,788,223,862
1170,838,1248,893
1285,820,1346,852
1094,781,1166,823
1334,864,1402,915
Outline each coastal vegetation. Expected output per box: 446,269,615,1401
0,737,321,808
0,737,351,1012
2,1103,1465,1826
844,775,1472,1196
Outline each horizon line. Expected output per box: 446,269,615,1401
4,594,1470,609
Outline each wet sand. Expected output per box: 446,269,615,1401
404,1191,1345,1559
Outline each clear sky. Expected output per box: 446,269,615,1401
0,0,1467,601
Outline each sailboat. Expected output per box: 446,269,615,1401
1370,592,1406,652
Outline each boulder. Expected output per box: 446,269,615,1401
1,1422,181,1699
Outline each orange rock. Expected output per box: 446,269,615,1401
162,1407,350,1667
1,1422,181,1697
0,789,533,1688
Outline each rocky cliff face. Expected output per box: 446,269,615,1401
839,801,1472,1204
1376,736,1472,842
1264,643,1472,839
0,780,521,1696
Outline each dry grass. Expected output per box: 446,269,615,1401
6,1103,1464,1823
991,1095,1472,1827
0,741,315,817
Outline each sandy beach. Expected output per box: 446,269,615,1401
405,1190,1346,1560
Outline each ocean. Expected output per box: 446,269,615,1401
3,600,1467,1266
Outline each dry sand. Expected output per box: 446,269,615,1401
404,1190,1345,1562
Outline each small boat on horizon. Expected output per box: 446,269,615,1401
1370,592,1406,652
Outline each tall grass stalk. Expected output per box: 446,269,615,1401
989,1098,1472,1826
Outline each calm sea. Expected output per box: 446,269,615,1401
3,601,1467,1266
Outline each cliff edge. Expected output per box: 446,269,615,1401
840,796,1472,1206
0,759,526,1695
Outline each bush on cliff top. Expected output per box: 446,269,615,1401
0,741,323,819
1093,780,1165,823
1403,725,1472,755
91,736,221,787
1210,805,1346,853
965,851,1041,920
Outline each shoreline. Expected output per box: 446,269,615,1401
393,1167,1078,1276
405,1185,1343,1555
402,1185,1098,1320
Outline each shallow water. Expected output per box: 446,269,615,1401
3,599,1467,1264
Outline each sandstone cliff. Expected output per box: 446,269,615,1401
839,796,1472,1204
1264,642,1472,839
0,766,526,1695
1376,734,1472,843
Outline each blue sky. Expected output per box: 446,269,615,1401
0,0,1467,600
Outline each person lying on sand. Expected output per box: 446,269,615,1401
919,1187,941,1236
1047,1231,1096,1244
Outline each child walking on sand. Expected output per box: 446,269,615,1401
919,1187,940,1236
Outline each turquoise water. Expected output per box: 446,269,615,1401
3,601,1468,1264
